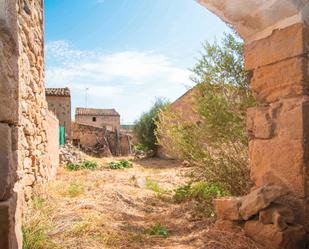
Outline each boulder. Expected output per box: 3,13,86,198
214,219,243,233
259,203,295,231
244,220,307,249
213,197,242,221
239,184,288,220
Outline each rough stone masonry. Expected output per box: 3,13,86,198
199,0,309,247
0,0,58,248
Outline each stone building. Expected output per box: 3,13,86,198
75,107,120,131
46,88,71,140
157,87,200,158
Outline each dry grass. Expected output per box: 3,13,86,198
23,157,263,249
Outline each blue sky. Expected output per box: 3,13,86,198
44,0,229,124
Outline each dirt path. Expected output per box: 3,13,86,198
26,157,262,249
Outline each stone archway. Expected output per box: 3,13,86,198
0,0,308,248
198,0,309,245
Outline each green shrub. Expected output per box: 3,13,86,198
174,183,192,203
145,222,169,238
174,181,229,217
81,160,97,170
134,143,147,153
174,181,228,202
66,163,80,171
133,98,169,152
65,160,98,171
109,159,133,170
156,32,254,195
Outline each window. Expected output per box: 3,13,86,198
92,117,96,122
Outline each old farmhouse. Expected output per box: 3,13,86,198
75,107,120,131
45,88,72,141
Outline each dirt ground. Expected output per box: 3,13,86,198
26,157,263,249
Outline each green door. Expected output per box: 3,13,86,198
59,125,65,145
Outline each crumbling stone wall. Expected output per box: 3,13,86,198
0,1,57,248
72,122,132,156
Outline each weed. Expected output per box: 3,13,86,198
145,222,169,238
23,223,55,249
66,163,80,171
190,181,228,201
174,181,229,217
66,160,98,171
81,160,98,170
67,181,85,197
174,183,192,203
23,190,55,249
109,159,133,169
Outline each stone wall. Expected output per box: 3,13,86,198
157,87,200,159
71,122,132,156
46,111,59,179
0,1,58,248
46,94,71,140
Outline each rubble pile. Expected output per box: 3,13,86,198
59,143,86,165
213,185,307,249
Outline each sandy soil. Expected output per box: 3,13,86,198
27,157,263,249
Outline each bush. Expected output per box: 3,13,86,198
174,181,229,217
109,159,133,170
156,32,254,195
133,98,169,152
174,181,228,203
65,160,98,171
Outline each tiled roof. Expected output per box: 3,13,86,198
45,87,71,97
75,107,120,116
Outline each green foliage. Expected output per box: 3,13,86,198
23,224,55,249
81,160,98,170
174,183,192,203
133,143,147,153
174,181,228,203
145,177,165,194
66,163,80,171
145,222,169,238
23,192,55,249
133,98,169,152
67,181,85,197
174,181,229,217
109,159,133,169
66,160,98,171
156,32,254,195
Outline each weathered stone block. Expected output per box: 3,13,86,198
0,123,14,201
214,219,243,233
249,98,308,197
0,196,18,249
245,23,308,70
246,106,274,139
213,197,242,221
259,203,295,231
239,185,287,220
244,221,307,249
250,56,309,102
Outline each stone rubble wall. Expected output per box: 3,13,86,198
0,1,58,248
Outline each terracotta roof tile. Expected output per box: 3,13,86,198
75,107,120,116
45,87,71,97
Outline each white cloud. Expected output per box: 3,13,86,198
45,40,193,123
